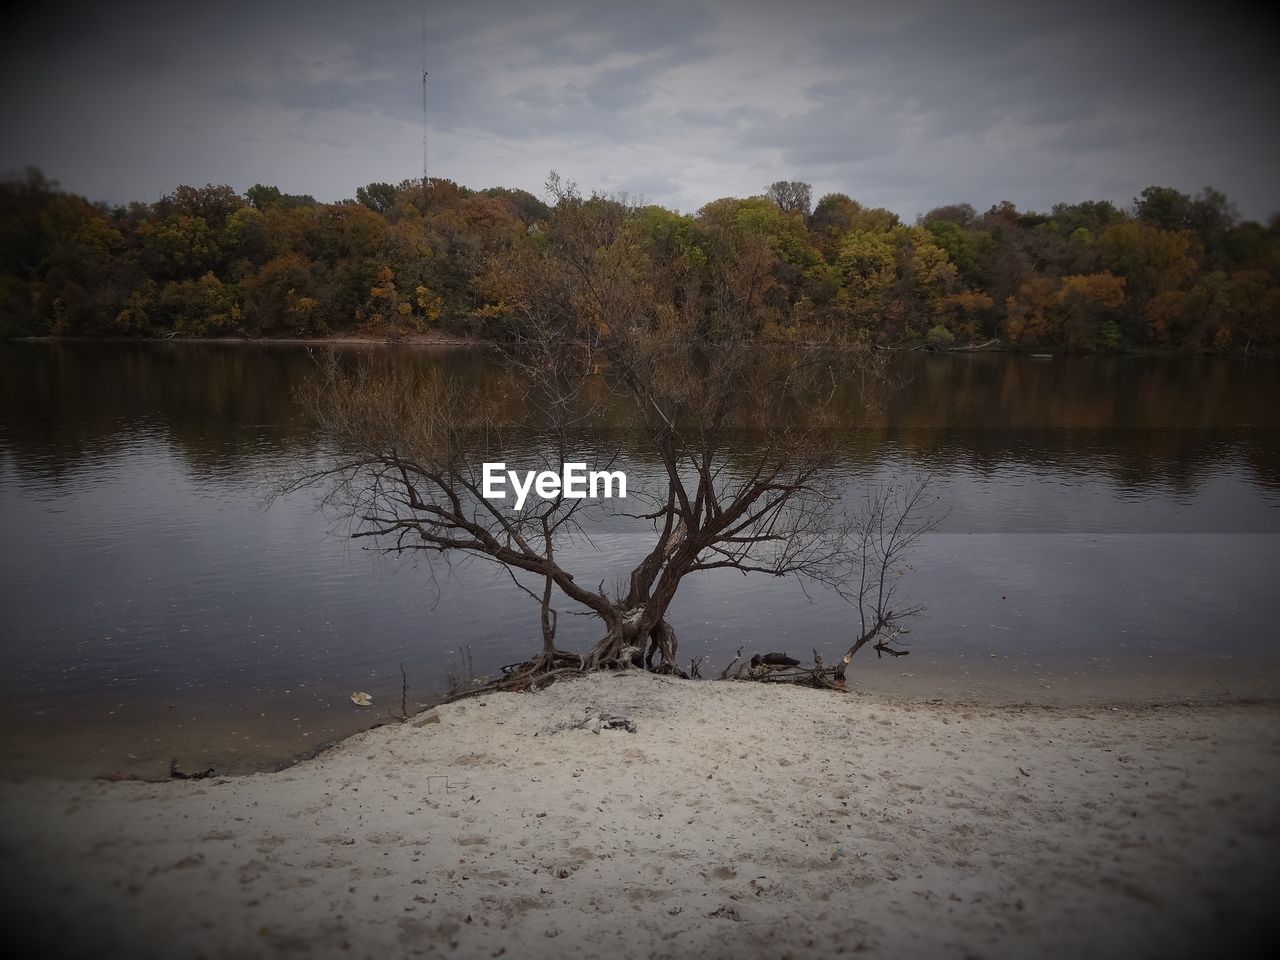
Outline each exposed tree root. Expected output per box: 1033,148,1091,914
442,635,910,703
442,619,691,702
443,649,585,701
442,578,913,702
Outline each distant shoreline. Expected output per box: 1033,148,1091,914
10,330,481,348
6,333,1261,358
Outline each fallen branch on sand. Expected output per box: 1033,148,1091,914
721,632,911,691
168,759,216,780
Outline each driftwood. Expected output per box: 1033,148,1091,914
732,638,910,690
169,759,216,780
752,652,801,668
952,338,1002,352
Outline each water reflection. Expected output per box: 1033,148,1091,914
4,342,1278,495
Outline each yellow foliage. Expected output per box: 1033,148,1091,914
1005,273,1125,348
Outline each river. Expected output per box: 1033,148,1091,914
1,341,1277,776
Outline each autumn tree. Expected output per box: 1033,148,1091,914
939,289,996,342
896,226,960,338
837,229,897,326
1005,272,1127,350
1098,222,1196,341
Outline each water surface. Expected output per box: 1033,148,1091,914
1,342,1277,776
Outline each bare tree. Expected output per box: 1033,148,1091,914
832,476,940,678
732,476,940,689
281,178,930,696
766,180,813,216
482,177,880,673
284,352,609,691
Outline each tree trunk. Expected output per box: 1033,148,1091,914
582,604,680,672
645,618,678,670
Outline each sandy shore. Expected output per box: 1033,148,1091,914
2,673,1277,959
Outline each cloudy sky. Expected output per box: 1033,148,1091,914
2,0,1277,219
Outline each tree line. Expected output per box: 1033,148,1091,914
1,169,1276,352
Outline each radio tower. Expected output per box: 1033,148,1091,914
421,10,429,203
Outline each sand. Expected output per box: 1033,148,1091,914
1,672,1277,959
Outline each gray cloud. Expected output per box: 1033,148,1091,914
2,0,1276,219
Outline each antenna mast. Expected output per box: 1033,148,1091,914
421,10,429,196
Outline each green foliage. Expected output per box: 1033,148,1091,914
245,184,282,211
924,218,980,284
356,182,397,214
155,273,242,336
1049,200,1125,236
246,184,315,211
224,206,269,268
157,184,243,228
1135,186,1194,231
837,230,897,301
926,324,956,350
